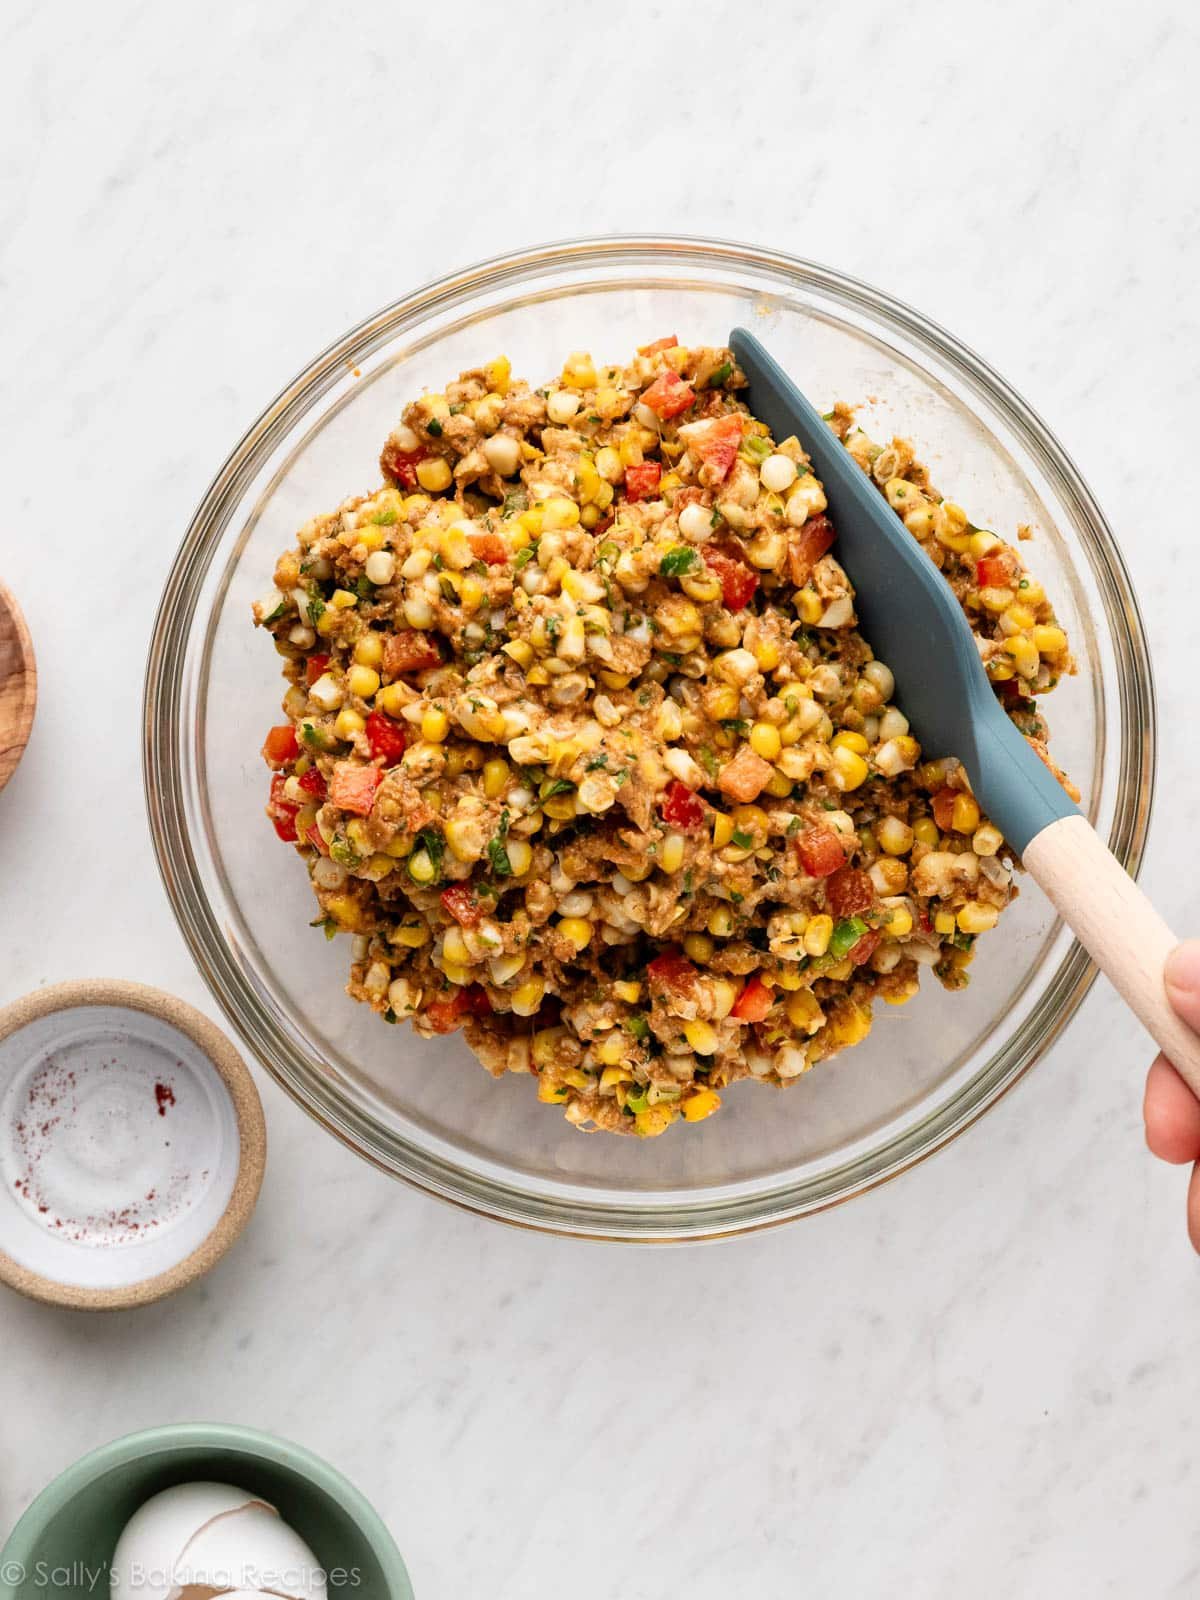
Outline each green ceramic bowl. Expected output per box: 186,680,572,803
0,1423,413,1599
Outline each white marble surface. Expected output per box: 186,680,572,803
3,1,1200,1594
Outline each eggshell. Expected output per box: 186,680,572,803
110,1483,275,1600
174,1504,327,1600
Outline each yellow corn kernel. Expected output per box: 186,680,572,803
979,585,1015,614
416,457,452,493
705,906,734,939
957,901,1000,934
831,729,869,755
459,576,484,613
1032,624,1067,656
481,758,509,799
580,504,601,529
885,905,914,938
376,682,411,717
330,588,358,610
828,1001,873,1048
683,933,715,963
797,588,823,624
1005,601,1037,630
483,354,511,394
334,708,365,740
752,637,781,671
882,982,920,1007
634,1105,677,1138
506,839,533,876
680,571,723,604
877,816,914,856
682,1088,721,1122
543,496,581,530
391,916,430,948
951,794,981,833
804,915,833,957
543,792,578,821
987,657,1016,682
442,926,470,968
418,708,448,743
934,910,957,935
357,527,386,552
1005,634,1040,679
562,351,597,390
502,640,534,669
613,980,642,1004
592,445,622,483
683,1019,719,1056
557,917,593,952
615,432,642,468
749,722,782,761
829,745,870,792
537,1076,569,1104
596,671,631,692
407,849,437,885
594,1033,628,1067
968,528,1001,558
324,893,368,932
345,820,372,855
315,610,337,636
383,832,414,859
786,988,823,1031
511,975,546,1016
774,966,804,991
519,507,545,538
599,1064,633,1090
764,771,793,798
707,684,741,721
660,832,686,874
353,633,384,668
973,823,1003,857
913,816,941,847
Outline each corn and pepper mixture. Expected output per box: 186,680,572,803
254,338,1076,1137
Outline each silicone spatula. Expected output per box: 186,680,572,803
730,326,1199,1090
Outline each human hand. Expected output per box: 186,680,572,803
1143,942,1200,1251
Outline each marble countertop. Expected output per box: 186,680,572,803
3,1,1199,1593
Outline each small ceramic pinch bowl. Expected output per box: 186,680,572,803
0,980,265,1310
0,1422,414,1600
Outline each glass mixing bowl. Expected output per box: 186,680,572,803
144,236,1155,1241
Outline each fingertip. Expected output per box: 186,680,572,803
1187,1163,1200,1256
1165,941,1200,1035
1144,1055,1200,1164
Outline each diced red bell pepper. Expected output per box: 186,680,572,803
684,414,743,480
640,370,696,420
794,826,847,878
298,765,327,799
624,461,662,502
261,724,299,767
424,984,491,1033
383,630,443,677
731,975,774,1023
440,884,484,927
329,762,384,816
647,950,698,990
591,514,614,538
638,335,678,355
918,908,933,935
468,529,510,565
658,780,707,831
305,653,331,687
787,515,836,586
976,552,1018,589
267,775,299,841
848,929,882,967
306,823,330,855
704,550,759,612
365,711,407,766
380,440,431,488
930,787,959,831
826,866,874,920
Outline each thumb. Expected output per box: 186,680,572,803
1164,942,1200,1035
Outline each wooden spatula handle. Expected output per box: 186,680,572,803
1023,814,1200,1094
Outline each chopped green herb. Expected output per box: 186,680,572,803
370,507,399,526
355,575,374,599
708,360,732,388
698,745,719,779
585,754,609,771
739,434,771,464
426,417,444,438
309,914,338,941
730,827,754,850
513,544,537,571
488,810,513,877
625,1015,650,1042
448,402,465,416
660,546,698,577
329,837,361,869
306,588,326,624
624,1087,651,1114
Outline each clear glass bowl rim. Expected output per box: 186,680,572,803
143,233,1156,1242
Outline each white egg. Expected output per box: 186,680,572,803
174,1504,327,1600
110,1483,273,1600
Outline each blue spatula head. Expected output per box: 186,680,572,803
729,328,1077,855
